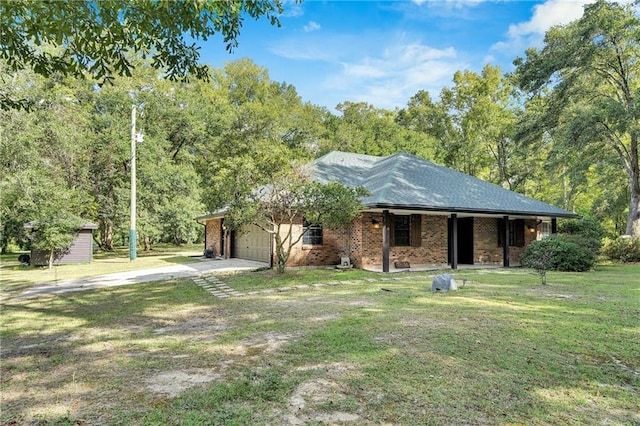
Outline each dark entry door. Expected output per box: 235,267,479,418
448,217,474,265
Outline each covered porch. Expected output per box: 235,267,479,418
363,209,558,273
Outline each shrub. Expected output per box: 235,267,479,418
552,237,596,272
520,239,557,284
602,236,640,263
558,217,604,256
560,234,601,260
521,236,595,284
558,217,604,240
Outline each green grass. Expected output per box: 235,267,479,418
0,244,203,292
1,265,638,425
220,267,384,291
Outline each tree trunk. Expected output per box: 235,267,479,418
144,235,152,251
627,172,640,237
625,134,639,237
99,220,114,251
224,229,231,259
274,225,294,274
48,248,54,269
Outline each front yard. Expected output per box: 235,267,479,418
1,265,638,425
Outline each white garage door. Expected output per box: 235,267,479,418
233,224,271,263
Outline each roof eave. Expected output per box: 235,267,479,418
364,203,580,219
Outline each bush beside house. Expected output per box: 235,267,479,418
521,218,602,283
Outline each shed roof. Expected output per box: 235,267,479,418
24,221,99,230
311,151,577,218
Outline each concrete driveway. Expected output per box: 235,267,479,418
16,258,268,299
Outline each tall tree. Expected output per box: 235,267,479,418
0,67,95,253
514,0,640,236
398,66,533,190
198,59,324,212
1,62,208,252
0,0,284,110
325,101,436,159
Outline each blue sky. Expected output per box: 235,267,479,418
199,0,596,112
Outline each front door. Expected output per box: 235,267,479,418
448,217,474,265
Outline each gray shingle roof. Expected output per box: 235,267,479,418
311,151,577,218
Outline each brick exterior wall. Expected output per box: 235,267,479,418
211,213,542,268
285,218,352,267
474,217,503,265
513,219,538,265
474,217,539,265
204,218,224,257
359,213,449,267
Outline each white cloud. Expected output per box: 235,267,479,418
491,0,595,55
269,31,467,110
322,39,465,109
269,41,336,61
303,21,321,32
508,0,594,38
281,0,304,18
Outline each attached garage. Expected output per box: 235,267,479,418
233,224,271,263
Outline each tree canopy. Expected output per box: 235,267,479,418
513,0,640,236
0,0,284,110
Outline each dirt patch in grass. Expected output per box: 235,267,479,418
146,369,223,397
285,378,361,425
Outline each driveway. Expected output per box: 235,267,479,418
16,258,268,299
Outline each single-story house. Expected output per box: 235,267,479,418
196,151,578,271
24,221,98,266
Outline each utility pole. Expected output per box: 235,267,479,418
130,105,137,261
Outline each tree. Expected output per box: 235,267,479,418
197,59,324,212
1,61,208,252
0,0,284,110
9,169,88,269
325,101,436,159
27,215,85,269
227,170,367,273
513,0,640,236
0,66,95,254
398,66,535,190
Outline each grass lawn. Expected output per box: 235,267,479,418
0,244,203,293
1,265,638,425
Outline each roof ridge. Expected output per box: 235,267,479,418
368,153,406,203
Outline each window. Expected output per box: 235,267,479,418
302,219,323,246
393,215,411,246
388,214,421,247
541,222,551,239
498,219,525,247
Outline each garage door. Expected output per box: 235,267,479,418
233,224,271,263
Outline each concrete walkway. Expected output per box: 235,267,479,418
16,258,268,299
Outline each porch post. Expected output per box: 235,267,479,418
382,209,390,273
451,214,458,270
503,215,510,267
551,218,557,234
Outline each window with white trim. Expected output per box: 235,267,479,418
541,222,551,239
